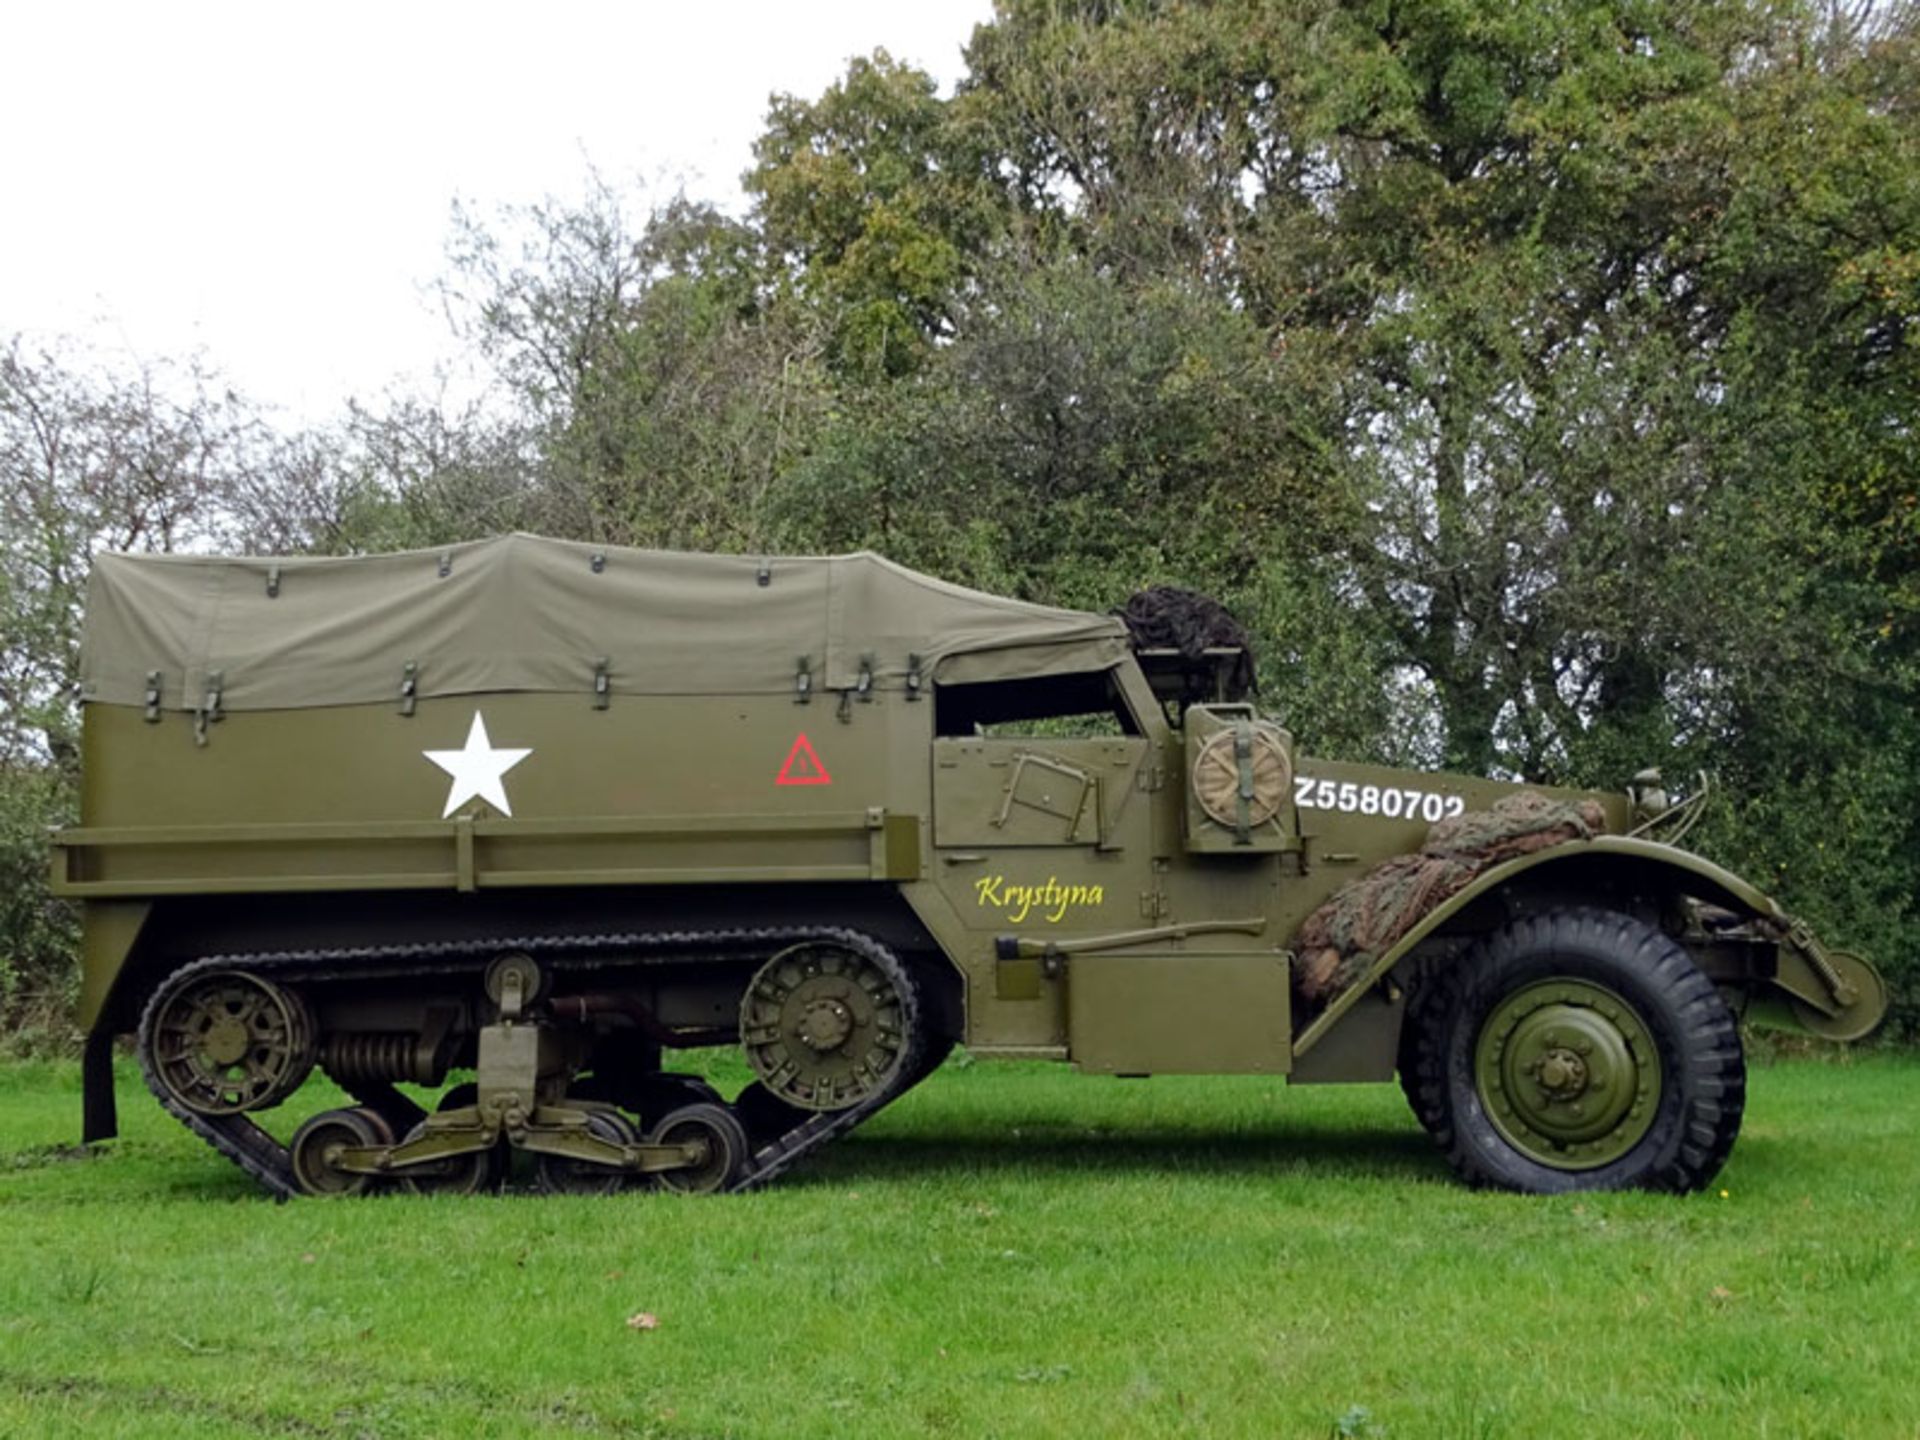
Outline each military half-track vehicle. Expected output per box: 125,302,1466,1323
54,535,1886,1197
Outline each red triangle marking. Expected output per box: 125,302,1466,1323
775,731,832,786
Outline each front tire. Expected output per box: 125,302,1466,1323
1400,907,1745,1193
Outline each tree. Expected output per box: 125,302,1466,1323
748,51,1005,380
0,339,275,1015
0,338,266,766
442,183,831,550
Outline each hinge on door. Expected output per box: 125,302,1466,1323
1139,890,1167,921
1136,763,1165,793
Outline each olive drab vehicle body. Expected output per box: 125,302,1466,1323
54,535,1887,1196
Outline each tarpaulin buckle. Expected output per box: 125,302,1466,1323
143,670,163,723
794,656,812,704
399,661,418,717
593,657,611,710
1232,716,1255,846
194,670,224,748
265,565,281,598
905,653,924,702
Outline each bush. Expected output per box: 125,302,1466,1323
0,766,79,1050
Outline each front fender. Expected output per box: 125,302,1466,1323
1295,837,1887,1055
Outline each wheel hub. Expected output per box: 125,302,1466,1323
202,1013,252,1067
1475,980,1661,1169
739,941,910,1111
147,970,317,1116
797,999,854,1052
1533,1046,1588,1098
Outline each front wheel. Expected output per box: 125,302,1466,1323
1399,907,1745,1193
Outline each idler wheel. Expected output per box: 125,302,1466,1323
290,1106,393,1197
145,969,316,1116
738,939,915,1112
648,1102,749,1195
535,1110,641,1196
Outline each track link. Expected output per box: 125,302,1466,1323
135,926,930,1200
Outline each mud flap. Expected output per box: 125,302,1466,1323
83,1027,118,1144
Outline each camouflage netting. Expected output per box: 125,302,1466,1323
1291,792,1611,1007
1112,586,1257,699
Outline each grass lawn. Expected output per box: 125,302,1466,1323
0,1051,1914,1439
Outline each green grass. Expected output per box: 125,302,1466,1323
0,1054,1915,1439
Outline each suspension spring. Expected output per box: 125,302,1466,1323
321,1031,447,1087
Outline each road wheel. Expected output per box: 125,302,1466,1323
633,1072,725,1128
535,1110,639,1196
289,1106,392,1197
1399,907,1744,1193
648,1102,750,1195
394,1087,502,1196
395,1129,500,1196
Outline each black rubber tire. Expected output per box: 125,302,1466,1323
1399,907,1745,1194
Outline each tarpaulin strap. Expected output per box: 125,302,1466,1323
1233,716,1256,846
839,654,876,722
794,656,812,704
144,671,163,723
194,670,224,747
399,661,418,717
593,657,611,710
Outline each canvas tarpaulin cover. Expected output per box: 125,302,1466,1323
81,533,1128,713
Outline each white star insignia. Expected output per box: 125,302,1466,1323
423,711,533,818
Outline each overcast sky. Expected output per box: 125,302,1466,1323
1,0,994,422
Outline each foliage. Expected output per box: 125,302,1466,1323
748,51,1004,380
440,179,833,550
0,767,76,1034
0,339,268,769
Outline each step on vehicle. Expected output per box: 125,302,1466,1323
53,536,1886,1196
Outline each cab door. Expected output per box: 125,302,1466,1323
926,666,1155,1052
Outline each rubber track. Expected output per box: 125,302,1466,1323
135,926,928,1201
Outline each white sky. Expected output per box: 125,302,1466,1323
0,0,994,423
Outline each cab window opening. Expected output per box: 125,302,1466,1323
933,669,1140,739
